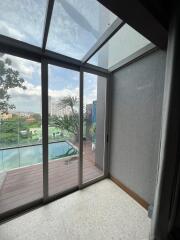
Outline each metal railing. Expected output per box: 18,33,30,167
0,140,65,151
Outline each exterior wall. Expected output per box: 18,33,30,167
95,76,107,170
109,49,166,204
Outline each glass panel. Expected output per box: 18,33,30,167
3,149,19,170
0,150,3,170
83,72,106,183
19,145,42,168
0,54,42,214
88,24,150,69
48,65,79,196
0,0,48,46
47,0,118,60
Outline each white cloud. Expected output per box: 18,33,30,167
7,81,81,113
84,88,97,105
8,81,41,97
7,79,96,113
0,53,41,80
0,20,25,40
0,0,47,46
49,87,79,99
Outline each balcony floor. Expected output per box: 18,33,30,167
0,179,150,240
0,142,103,215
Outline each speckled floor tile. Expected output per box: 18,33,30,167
0,179,150,240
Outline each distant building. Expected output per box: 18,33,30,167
49,96,72,117
92,101,97,124
57,105,71,117
0,113,13,120
10,111,34,118
86,104,92,119
85,104,92,140
19,112,31,118
26,117,36,123
48,96,53,116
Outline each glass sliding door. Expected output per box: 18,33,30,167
0,53,43,215
83,72,107,183
48,65,79,196
0,55,108,217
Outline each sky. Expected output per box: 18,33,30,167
0,53,97,114
0,0,47,46
0,0,116,59
46,0,116,59
0,0,110,114
0,0,116,114
0,0,150,115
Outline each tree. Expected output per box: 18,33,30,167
53,96,79,141
32,113,41,122
0,120,19,147
0,58,26,113
58,96,78,115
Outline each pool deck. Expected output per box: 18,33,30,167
0,141,103,215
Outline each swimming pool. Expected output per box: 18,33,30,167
0,141,78,171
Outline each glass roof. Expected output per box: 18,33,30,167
46,0,118,60
0,0,48,46
0,0,152,71
88,24,151,69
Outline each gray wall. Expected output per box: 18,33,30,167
109,50,166,204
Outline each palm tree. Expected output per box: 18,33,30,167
57,96,78,115
53,96,79,142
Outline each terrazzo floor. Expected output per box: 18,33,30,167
0,179,151,240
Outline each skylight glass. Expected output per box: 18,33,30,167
46,0,118,60
88,24,151,69
0,0,48,46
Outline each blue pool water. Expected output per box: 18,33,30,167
0,141,78,171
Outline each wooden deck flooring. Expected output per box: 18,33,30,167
0,142,103,215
